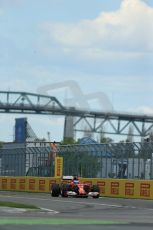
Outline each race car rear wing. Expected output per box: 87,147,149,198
62,176,74,180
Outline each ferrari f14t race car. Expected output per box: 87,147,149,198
51,176,100,198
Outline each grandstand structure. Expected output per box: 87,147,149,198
0,90,153,139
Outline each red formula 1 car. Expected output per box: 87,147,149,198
51,176,100,198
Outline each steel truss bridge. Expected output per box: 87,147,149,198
0,91,153,138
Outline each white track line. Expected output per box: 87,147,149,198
0,194,128,209
1,194,153,211
40,207,59,214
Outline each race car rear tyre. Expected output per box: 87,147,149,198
51,184,60,197
61,184,68,197
83,184,90,193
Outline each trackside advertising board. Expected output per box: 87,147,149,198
1,177,153,200
54,157,63,178
81,178,153,200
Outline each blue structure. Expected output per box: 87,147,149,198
15,118,27,143
79,137,112,158
14,117,38,143
79,137,98,145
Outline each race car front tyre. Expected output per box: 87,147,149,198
51,184,61,197
91,185,100,198
91,185,100,192
92,194,99,198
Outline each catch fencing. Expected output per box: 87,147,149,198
0,142,153,179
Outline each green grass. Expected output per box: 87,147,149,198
0,201,39,209
0,218,129,225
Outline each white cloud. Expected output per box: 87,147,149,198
42,0,153,59
129,106,153,115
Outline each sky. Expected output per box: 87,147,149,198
0,0,153,142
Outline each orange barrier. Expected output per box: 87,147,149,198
1,177,153,200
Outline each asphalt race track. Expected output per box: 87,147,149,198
0,191,153,230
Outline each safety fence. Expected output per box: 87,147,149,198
0,176,153,200
1,142,153,179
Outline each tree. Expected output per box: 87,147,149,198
62,150,100,178
148,129,153,142
0,141,3,148
139,129,153,159
100,137,113,144
61,137,76,145
59,138,100,177
99,126,113,144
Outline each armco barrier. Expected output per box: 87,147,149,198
1,177,153,200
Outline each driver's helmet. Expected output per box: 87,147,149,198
73,180,79,185
73,176,79,184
